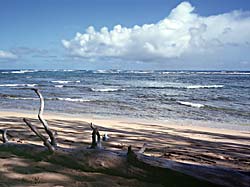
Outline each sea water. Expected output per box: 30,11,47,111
0,70,249,129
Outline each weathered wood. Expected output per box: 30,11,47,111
127,146,250,187
90,123,102,149
32,88,57,146
0,143,249,187
138,143,147,154
0,129,9,143
23,118,55,152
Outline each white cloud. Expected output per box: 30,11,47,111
62,1,250,62
0,50,17,60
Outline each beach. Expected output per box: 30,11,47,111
0,110,249,186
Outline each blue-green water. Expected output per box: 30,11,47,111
0,70,250,129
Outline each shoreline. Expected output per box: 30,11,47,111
0,109,249,145
0,108,250,132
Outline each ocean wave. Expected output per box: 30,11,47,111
177,101,204,108
91,88,125,92
11,70,38,74
125,70,153,74
51,80,80,84
0,84,37,87
6,97,38,100
1,70,38,74
93,70,120,74
186,85,224,89
57,98,90,102
54,85,64,88
195,71,250,75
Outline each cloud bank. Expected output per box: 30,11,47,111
62,1,250,62
0,50,17,60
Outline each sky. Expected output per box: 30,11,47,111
1,0,250,70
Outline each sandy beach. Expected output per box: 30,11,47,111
0,110,249,186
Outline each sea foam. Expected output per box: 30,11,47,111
51,80,80,84
91,88,125,92
177,101,204,108
57,98,90,102
0,84,37,87
186,85,224,89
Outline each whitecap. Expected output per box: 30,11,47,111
6,97,38,100
51,80,80,84
57,98,90,102
177,101,204,108
91,88,125,92
51,80,70,84
26,84,37,87
93,70,109,74
10,70,38,74
0,84,37,87
186,85,224,89
54,85,64,88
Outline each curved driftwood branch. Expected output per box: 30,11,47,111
32,88,57,146
138,143,147,154
90,123,102,149
1,129,9,143
23,118,55,152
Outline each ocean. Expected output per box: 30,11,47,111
0,69,250,130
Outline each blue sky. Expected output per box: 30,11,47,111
1,0,250,70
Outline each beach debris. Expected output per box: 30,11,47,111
23,89,57,152
90,122,102,149
102,133,109,141
0,129,8,143
138,143,147,154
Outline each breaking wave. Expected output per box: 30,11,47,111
56,98,90,102
0,84,37,87
51,80,80,84
90,88,125,92
177,101,205,108
186,85,224,89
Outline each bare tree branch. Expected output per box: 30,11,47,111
138,143,147,154
23,118,55,152
1,129,9,143
32,88,57,146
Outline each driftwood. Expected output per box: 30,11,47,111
23,118,55,152
0,129,8,143
32,88,57,147
90,122,102,149
1,89,250,187
0,142,249,187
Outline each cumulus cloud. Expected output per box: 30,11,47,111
62,1,250,62
0,50,17,60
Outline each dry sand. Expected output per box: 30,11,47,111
0,110,249,186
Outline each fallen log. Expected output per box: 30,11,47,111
0,143,249,187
